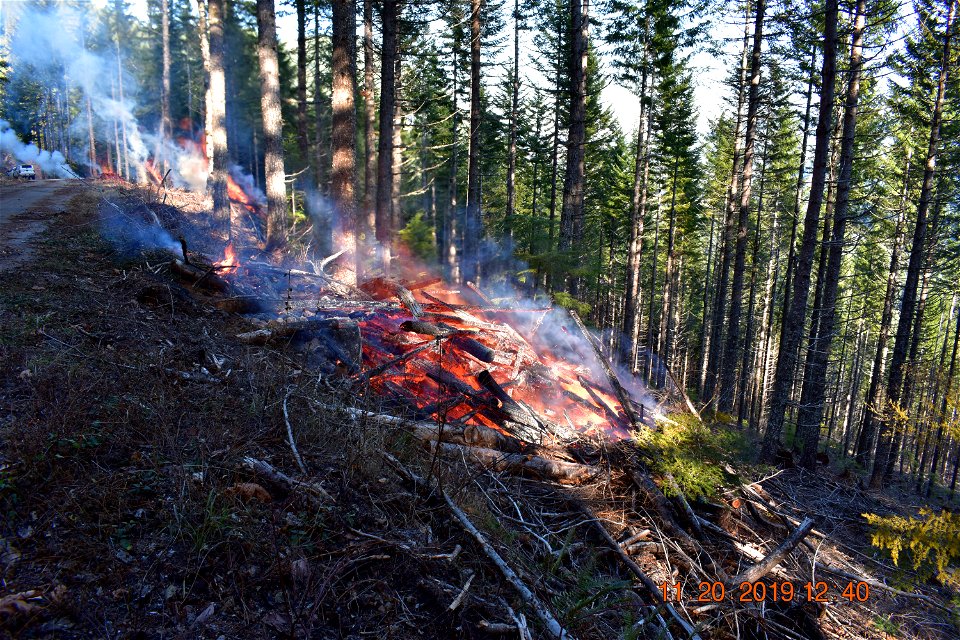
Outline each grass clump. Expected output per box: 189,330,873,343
635,413,749,500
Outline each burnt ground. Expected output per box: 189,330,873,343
0,181,957,639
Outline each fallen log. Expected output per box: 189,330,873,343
169,258,230,293
451,335,496,363
333,405,528,454
476,370,547,435
400,319,460,338
382,452,577,640
432,441,597,484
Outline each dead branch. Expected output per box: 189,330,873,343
382,453,576,640
355,341,436,382
169,258,230,293
573,501,703,640
282,392,308,474
733,517,815,585
813,562,950,611
241,456,331,502
433,442,598,484
567,310,644,429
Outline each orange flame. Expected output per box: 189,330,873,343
217,242,239,273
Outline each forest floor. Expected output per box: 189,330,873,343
0,180,957,639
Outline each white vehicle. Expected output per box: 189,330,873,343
7,164,36,179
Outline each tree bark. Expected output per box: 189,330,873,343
207,0,230,223
854,147,911,465
794,0,866,470
870,0,954,488
504,0,520,244
463,0,483,283
760,0,839,462
296,0,309,168
622,23,650,372
313,2,326,188
925,297,960,495
256,0,289,249
719,0,765,413
557,0,588,294
161,0,172,152
376,0,400,270
704,2,751,404
332,0,358,270
363,0,377,246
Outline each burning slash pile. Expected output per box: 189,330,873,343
164,230,656,485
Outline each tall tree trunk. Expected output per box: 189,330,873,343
557,0,588,295
794,0,866,470
314,0,324,188
698,210,716,393
855,146,911,464
257,0,289,250
657,159,680,389
778,45,816,377
376,0,400,270
195,0,212,168
296,0,309,168
445,43,461,282
645,201,661,381
926,299,960,495
332,0,358,272
207,0,230,223
504,0,520,244
719,0,765,413
363,0,377,245
160,0,171,165
704,2,752,404
738,135,768,429
760,0,839,462
547,62,561,264
870,0,954,488
622,24,650,372
463,0,483,283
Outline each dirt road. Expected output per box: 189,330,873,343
0,178,80,271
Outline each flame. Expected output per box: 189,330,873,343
349,285,638,442
216,242,239,273
144,158,164,186
227,175,256,212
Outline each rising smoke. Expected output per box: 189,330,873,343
0,3,221,189
0,119,69,176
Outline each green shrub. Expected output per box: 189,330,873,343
398,212,435,260
635,413,748,500
863,509,960,588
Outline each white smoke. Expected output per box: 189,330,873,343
0,120,71,177
3,4,149,178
